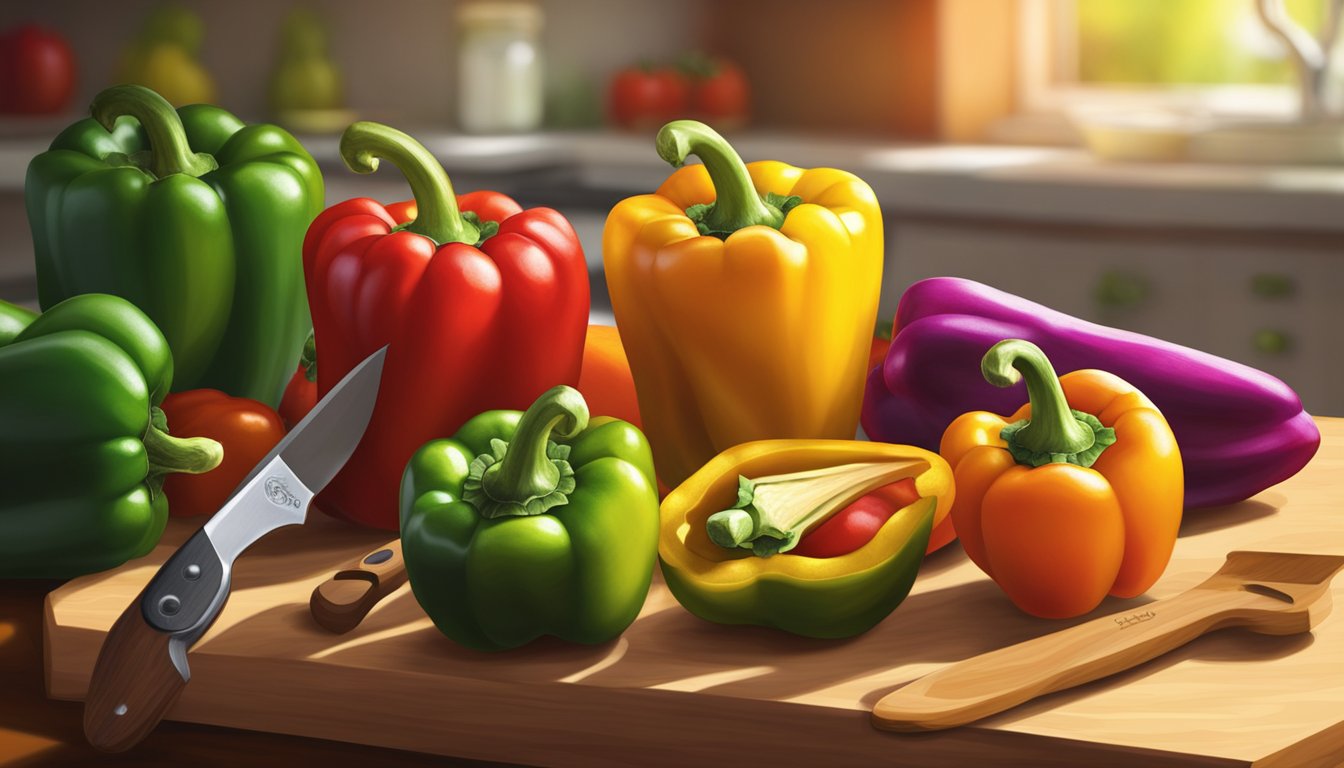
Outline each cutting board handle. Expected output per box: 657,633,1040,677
310,539,406,634
872,586,1272,732
83,595,188,752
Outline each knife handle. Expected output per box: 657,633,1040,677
871,588,1261,732
83,596,188,752
84,528,230,752
310,539,406,634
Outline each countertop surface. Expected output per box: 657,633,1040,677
4,126,1344,232
18,417,1344,767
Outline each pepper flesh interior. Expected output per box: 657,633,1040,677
705,460,927,557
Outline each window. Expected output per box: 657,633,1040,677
1007,0,1341,141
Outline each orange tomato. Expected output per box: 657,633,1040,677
160,390,287,517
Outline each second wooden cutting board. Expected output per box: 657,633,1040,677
45,418,1344,767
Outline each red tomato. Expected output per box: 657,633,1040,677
869,336,892,373
691,59,749,126
278,366,317,429
608,67,689,129
161,390,286,517
278,332,318,429
0,25,75,114
792,479,922,558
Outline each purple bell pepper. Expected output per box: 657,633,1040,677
862,277,1319,508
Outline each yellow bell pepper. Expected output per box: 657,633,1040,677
660,439,953,638
603,120,883,487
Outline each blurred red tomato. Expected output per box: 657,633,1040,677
608,66,689,129
690,58,749,126
0,25,75,114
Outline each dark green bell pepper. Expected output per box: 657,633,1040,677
0,294,222,578
400,386,660,651
26,84,324,407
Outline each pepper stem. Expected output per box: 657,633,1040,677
705,460,927,557
981,339,1115,468
143,407,223,493
464,386,590,519
339,121,480,246
91,85,218,178
300,330,317,383
655,120,793,238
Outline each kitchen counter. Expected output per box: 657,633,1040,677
5,129,1344,232
21,417,1344,767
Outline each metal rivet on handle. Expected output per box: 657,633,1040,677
363,549,394,565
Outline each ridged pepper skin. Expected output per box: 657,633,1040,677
26,84,323,406
307,123,587,530
659,440,953,639
400,387,659,651
863,277,1318,508
940,340,1183,618
604,121,882,488
0,294,221,578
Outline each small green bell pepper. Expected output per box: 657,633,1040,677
400,385,659,651
26,84,324,407
0,294,222,578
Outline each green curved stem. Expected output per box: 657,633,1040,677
91,85,218,178
143,407,223,489
982,339,1106,463
476,386,589,516
339,121,479,246
655,119,787,236
300,330,317,382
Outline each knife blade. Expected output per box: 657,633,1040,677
82,346,387,752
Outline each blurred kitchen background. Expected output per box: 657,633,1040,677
2,0,1343,412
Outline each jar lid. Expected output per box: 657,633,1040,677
458,2,543,31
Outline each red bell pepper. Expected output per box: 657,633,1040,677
160,390,286,517
304,122,589,530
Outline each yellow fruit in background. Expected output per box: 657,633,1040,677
117,42,215,107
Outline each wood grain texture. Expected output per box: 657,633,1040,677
44,418,1344,766
873,552,1344,731
81,595,187,752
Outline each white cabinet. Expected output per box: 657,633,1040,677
884,217,1344,415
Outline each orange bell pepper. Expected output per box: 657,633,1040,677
940,339,1182,618
579,324,642,429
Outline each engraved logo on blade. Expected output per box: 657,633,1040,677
265,476,302,509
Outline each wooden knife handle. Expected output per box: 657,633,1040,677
872,587,1263,732
83,596,188,752
310,539,406,634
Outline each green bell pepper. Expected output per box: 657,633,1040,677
26,84,324,407
0,294,222,578
400,386,660,651
0,300,37,345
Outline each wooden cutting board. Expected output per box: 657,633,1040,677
45,419,1344,767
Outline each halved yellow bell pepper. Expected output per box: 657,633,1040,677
603,120,883,488
660,440,953,638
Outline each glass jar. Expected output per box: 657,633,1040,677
456,2,544,134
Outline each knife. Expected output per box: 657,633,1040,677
309,538,406,634
82,346,387,752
